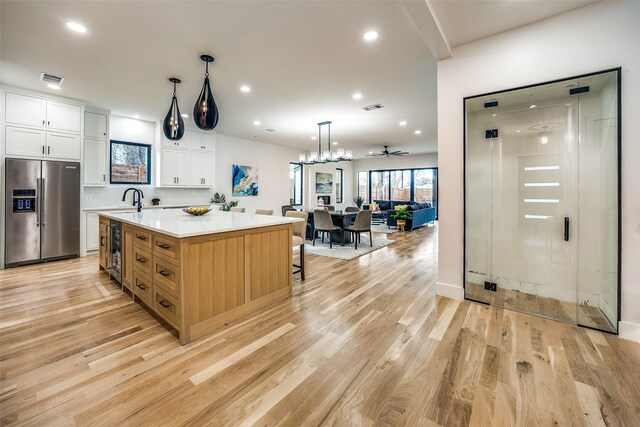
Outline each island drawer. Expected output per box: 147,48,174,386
152,256,180,296
133,246,152,276
153,234,179,260
154,288,179,328
133,270,153,305
133,229,152,249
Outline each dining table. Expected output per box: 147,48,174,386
302,209,358,244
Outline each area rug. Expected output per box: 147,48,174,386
301,237,395,260
370,223,398,234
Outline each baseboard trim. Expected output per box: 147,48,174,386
436,281,464,300
619,321,640,343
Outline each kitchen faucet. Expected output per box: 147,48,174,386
122,188,144,212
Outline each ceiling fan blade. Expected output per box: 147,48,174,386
365,153,384,157
389,151,403,154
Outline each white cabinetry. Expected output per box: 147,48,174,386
85,112,108,139
82,111,108,186
161,148,190,186
4,91,83,160
84,138,107,185
159,130,214,188
86,212,100,251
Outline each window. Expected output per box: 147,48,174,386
391,170,412,201
335,168,343,203
289,162,303,205
358,171,368,201
370,171,390,201
414,169,435,203
110,140,151,184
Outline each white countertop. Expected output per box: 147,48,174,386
83,203,210,212
98,209,302,238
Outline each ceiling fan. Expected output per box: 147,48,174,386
366,145,409,157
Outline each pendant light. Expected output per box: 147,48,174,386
162,78,185,141
298,121,352,165
193,54,219,130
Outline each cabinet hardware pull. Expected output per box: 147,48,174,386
136,235,147,241
42,120,45,125
103,174,105,182
136,258,147,263
42,145,45,154
158,244,171,249
100,236,105,246
159,300,171,308
47,121,50,126
159,270,171,277
103,132,106,136
137,284,147,290
48,146,50,155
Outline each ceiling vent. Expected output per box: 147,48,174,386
362,103,384,111
40,72,64,86
264,128,276,133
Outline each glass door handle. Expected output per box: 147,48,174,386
564,217,570,242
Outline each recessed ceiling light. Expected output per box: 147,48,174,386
133,114,140,119
414,130,422,135
332,141,338,145
66,21,87,33
363,30,378,41
253,120,261,125
240,85,251,93
352,93,362,100
492,114,497,117
181,114,188,118
311,136,317,140
516,130,521,133
399,121,407,126
541,136,549,144
368,151,374,154
530,104,537,109
47,83,61,90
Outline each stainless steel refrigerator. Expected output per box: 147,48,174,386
5,158,80,267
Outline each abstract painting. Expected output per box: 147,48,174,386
315,172,333,194
232,164,259,196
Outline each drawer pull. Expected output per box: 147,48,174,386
159,270,171,277
159,300,171,308
136,258,147,263
158,244,171,250
136,283,147,290
136,235,147,241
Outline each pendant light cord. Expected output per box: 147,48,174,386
205,61,209,78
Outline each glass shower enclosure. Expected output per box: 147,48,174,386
464,69,620,333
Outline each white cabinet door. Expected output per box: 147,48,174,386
47,132,81,160
175,149,190,186
86,212,99,251
84,138,106,185
189,131,214,152
162,132,188,149
46,100,81,133
85,112,107,139
190,152,214,187
160,148,177,186
201,152,214,186
5,126,47,157
5,93,47,128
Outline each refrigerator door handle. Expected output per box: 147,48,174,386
41,178,46,226
36,178,41,227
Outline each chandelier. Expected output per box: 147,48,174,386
298,121,352,165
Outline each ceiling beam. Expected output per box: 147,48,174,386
400,0,452,60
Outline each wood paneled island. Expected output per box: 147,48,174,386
98,209,301,344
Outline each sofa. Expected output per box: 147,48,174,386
386,202,436,230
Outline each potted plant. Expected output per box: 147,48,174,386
210,192,239,211
353,195,364,209
151,197,161,206
390,207,412,231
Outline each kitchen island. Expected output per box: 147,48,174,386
98,209,302,344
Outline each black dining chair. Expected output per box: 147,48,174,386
344,210,373,249
325,205,336,212
313,209,342,248
281,205,296,216
345,206,360,212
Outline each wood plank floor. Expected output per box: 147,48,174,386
1,225,640,426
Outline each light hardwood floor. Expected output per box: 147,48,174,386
1,225,639,426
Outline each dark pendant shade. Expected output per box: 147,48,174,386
162,78,185,140
193,55,219,130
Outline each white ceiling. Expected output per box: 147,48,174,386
0,1,602,159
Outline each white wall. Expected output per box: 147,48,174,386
437,1,640,341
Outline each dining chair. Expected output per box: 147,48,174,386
345,206,360,212
282,205,296,216
230,207,246,213
344,210,373,249
325,205,336,212
313,209,341,248
285,211,308,281
255,209,274,215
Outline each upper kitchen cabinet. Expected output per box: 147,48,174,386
4,91,83,161
5,92,47,128
46,100,81,133
162,132,188,149
84,112,108,139
188,130,214,152
5,93,81,133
